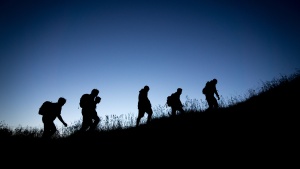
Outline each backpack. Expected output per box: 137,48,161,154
79,94,89,108
38,101,52,115
166,94,175,107
202,81,210,94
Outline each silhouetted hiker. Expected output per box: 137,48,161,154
39,97,68,139
79,89,100,132
202,78,220,110
136,85,153,127
168,88,185,116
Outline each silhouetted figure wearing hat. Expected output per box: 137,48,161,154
79,89,100,132
169,88,185,116
136,85,153,127
39,97,68,139
202,79,220,110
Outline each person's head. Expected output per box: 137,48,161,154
58,97,66,106
91,89,99,97
144,85,150,92
212,79,218,84
177,88,182,94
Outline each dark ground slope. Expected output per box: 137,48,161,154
4,73,299,162
65,73,298,152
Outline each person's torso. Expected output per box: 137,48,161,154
83,94,96,110
138,89,151,107
206,82,216,95
172,93,182,106
139,90,149,101
44,103,61,121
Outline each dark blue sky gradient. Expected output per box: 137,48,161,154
1,0,299,128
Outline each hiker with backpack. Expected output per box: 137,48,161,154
39,97,68,139
167,88,185,117
202,78,220,110
136,85,153,127
79,89,100,132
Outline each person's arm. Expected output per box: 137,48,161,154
177,96,183,107
214,87,220,100
57,114,67,127
95,97,101,104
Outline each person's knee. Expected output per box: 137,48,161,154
148,110,153,116
50,130,56,136
137,112,144,119
94,116,100,123
137,116,142,121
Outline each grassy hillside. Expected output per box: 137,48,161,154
1,71,299,162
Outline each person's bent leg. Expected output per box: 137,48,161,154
80,115,92,132
136,110,145,127
213,98,219,108
42,122,52,139
171,107,176,116
146,109,153,124
89,116,100,131
179,107,185,114
48,122,57,138
207,98,213,110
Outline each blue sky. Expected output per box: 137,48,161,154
1,0,299,129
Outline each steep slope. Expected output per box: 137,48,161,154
5,72,299,161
